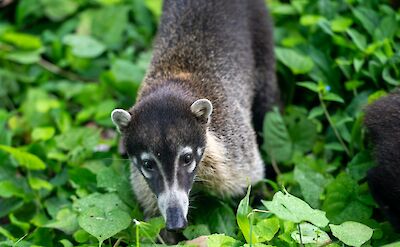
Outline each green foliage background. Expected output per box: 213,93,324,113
0,0,400,246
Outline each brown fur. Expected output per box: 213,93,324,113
117,0,279,220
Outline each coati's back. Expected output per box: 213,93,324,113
111,0,279,232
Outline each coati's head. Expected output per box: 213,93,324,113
111,91,212,231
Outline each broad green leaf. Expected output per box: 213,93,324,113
275,47,314,74
1,32,42,49
0,145,46,170
28,176,53,191
111,59,145,83
96,167,121,192
300,15,322,26
262,108,292,162
73,193,130,213
4,49,43,64
236,186,258,244
40,0,78,21
322,173,372,224
352,7,379,35
297,81,319,93
322,92,344,103
45,208,79,234
254,217,280,242
294,163,330,208
330,17,353,32
291,222,330,245
79,6,129,49
31,127,55,141
63,34,105,58
346,151,375,181
0,180,24,198
207,234,241,247
330,221,373,247
78,207,131,243
262,191,329,228
285,106,317,153
347,29,366,51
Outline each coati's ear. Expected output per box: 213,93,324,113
190,99,213,123
111,109,131,132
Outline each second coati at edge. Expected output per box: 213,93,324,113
364,90,400,231
111,0,280,231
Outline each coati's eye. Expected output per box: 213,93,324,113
182,153,193,165
142,159,156,171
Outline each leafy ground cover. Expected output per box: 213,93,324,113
0,0,400,246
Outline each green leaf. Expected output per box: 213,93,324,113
330,17,353,32
236,186,258,244
73,193,130,213
330,221,373,247
347,29,367,51
78,207,131,243
79,6,130,49
0,180,25,198
262,108,292,162
322,92,344,103
1,32,42,50
45,208,79,234
4,49,43,64
294,163,330,208
63,34,106,58
285,106,317,153
111,59,145,83
144,0,163,19
346,151,375,181
96,167,121,192
352,7,379,35
254,217,280,242
31,127,55,141
0,145,46,170
275,47,314,74
40,0,78,21
183,224,211,240
297,81,319,93
300,15,322,26
207,234,241,247
135,217,165,241
322,173,372,224
291,222,331,245
28,176,53,191
262,191,329,228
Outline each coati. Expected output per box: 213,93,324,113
111,0,279,231
364,90,400,230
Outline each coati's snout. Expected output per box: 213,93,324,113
111,94,213,230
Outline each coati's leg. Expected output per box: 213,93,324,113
364,91,400,231
248,0,281,141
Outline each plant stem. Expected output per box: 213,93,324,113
297,224,304,247
318,91,351,156
270,156,281,176
38,58,95,82
112,238,122,247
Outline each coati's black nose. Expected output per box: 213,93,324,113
165,207,187,231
